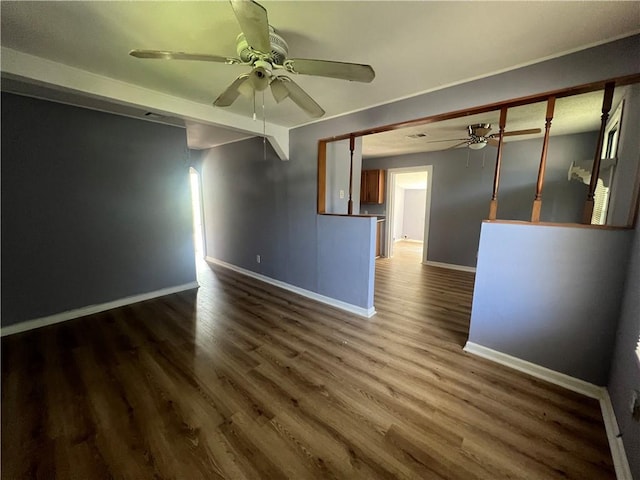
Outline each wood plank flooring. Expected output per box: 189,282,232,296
2,242,615,479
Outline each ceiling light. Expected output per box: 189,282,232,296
469,141,487,150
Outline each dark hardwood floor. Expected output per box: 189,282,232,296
1,242,615,479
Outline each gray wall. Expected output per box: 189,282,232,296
468,222,632,385
317,215,375,309
1,93,196,326
199,35,639,310
199,136,287,280
608,221,640,478
363,133,594,267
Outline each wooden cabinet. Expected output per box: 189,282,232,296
360,169,385,204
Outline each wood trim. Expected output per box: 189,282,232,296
348,136,355,215
582,83,615,224
317,140,327,214
316,73,640,224
489,107,508,220
318,73,640,143
483,219,633,231
531,96,556,222
318,213,380,219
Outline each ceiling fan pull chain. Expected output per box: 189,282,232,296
253,91,257,121
482,150,486,168
262,91,267,160
466,148,470,168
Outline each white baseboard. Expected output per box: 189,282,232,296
600,390,634,480
206,256,376,319
425,260,476,273
464,342,631,480
1,281,200,337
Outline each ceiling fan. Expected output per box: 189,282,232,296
129,0,375,118
427,123,542,150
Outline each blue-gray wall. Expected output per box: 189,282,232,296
199,137,288,280
468,222,632,385
1,93,196,326
198,35,639,311
317,215,375,309
363,133,594,266
608,221,640,478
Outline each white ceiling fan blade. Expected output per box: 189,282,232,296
278,77,325,118
129,50,240,64
284,59,375,83
214,74,251,107
270,77,289,103
229,0,271,53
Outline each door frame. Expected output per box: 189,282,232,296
385,165,433,264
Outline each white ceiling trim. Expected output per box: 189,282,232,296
1,47,290,160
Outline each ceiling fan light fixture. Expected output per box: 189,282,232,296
469,141,487,150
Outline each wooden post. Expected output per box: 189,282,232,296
582,82,615,224
531,96,556,222
317,140,327,214
347,135,355,215
489,107,508,220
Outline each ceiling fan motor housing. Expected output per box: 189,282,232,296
236,26,289,64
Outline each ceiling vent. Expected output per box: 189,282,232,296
406,133,428,139
144,112,165,120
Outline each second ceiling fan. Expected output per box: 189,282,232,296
129,0,375,118
428,123,542,150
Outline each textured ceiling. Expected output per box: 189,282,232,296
2,1,638,128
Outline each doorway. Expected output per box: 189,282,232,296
385,166,433,263
189,167,205,258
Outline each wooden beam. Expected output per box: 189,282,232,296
317,140,327,214
582,82,615,224
531,96,556,222
489,107,508,220
319,73,640,144
348,136,355,215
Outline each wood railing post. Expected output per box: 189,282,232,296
531,96,556,222
317,140,327,214
489,107,508,220
582,82,615,224
347,135,355,215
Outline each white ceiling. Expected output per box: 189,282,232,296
1,1,638,151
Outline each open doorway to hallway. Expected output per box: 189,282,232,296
189,167,205,258
385,166,432,263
